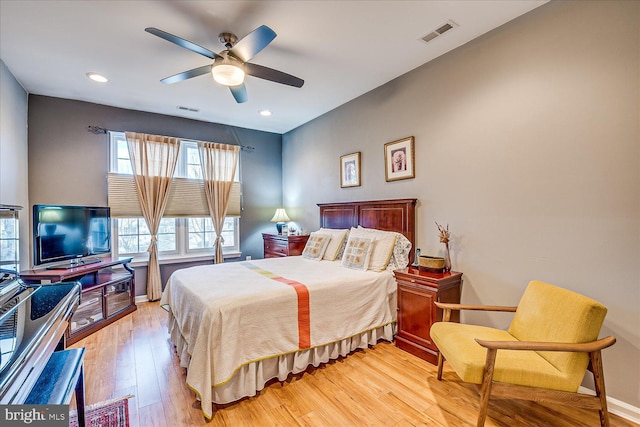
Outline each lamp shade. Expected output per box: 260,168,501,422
270,208,290,223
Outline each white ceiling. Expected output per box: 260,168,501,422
0,1,547,134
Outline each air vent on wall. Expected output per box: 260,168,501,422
420,20,458,44
176,105,199,113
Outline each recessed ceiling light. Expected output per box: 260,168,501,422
86,72,108,83
259,109,272,117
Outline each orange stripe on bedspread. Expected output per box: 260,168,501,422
242,262,311,349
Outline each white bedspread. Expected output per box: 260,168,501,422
160,256,396,418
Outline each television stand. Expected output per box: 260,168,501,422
20,257,135,345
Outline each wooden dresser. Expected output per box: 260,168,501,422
262,233,310,258
394,267,462,364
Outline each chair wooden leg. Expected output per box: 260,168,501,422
590,350,610,427
437,307,451,381
477,348,497,427
437,353,444,380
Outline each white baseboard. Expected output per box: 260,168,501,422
135,295,149,304
579,386,640,424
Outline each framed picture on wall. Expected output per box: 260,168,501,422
340,152,361,188
384,136,415,182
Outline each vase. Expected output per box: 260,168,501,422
444,243,452,272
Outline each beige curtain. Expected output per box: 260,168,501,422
198,141,240,263
126,132,180,301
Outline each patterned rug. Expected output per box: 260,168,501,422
69,396,132,427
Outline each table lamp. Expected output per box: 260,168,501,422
270,208,290,234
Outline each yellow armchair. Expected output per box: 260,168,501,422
430,280,616,427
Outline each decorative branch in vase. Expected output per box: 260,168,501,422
436,222,452,272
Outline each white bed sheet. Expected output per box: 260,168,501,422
160,256,397,418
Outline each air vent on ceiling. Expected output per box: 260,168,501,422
420,20,458,44
176,105,199,113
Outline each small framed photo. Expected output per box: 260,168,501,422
340,152,361,188
384,136,415,182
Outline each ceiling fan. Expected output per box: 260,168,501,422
145,25,304,103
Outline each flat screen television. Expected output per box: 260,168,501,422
33,205,111,267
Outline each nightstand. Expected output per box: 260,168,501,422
394,267,463,364
262,233,310,258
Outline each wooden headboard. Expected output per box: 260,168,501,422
317,198,417,263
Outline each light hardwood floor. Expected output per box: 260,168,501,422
70,302,638,427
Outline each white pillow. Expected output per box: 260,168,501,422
349,227,397,272
301,233,331,260
317,228,349,261
356,226,412,270
341,236,373,270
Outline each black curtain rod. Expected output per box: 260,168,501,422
87,126,254,151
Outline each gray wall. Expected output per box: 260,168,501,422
0,59,29,270
283,1,639,409
27,96,283,292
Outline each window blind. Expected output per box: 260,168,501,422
107,173,241,217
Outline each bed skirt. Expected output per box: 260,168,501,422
166,310,396,406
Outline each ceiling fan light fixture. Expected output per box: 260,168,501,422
212,52,246,86
212,63,245,87
147,25,304,103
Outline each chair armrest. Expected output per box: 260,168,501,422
475,336,616,353
434,302,518,312
434,302,517,322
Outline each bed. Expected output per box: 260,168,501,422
160,198,417,419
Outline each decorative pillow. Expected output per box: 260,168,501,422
387,232,412,270
335,232,349,260
349,227,397,272
317,228,349,261
341,236,373,270
301,233,331,260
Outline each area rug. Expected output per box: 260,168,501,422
69,395,132,427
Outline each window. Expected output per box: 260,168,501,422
113,135,133,175
109,132,240,261
177,140,240,181
188,217,236,251
0,210,20,274
183,142,203,179
117,217,177,255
